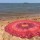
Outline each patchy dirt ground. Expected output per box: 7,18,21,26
0,15,40,40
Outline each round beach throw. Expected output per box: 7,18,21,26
5,20,40,39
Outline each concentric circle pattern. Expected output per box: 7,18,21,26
5,20,40,39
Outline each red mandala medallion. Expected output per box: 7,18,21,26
5,20,40,39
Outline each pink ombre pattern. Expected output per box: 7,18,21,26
5,20,40,39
